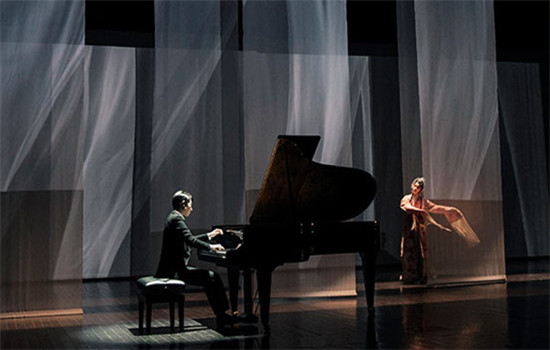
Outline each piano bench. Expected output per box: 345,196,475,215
136,276,186,334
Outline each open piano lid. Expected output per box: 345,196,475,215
249,135,376,224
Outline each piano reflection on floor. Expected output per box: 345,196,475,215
199,135,380,332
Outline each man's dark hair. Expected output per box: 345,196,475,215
172,190,192,210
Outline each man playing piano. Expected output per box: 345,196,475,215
155,190,238,327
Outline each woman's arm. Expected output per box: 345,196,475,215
400,195,426,213
425,200,463,222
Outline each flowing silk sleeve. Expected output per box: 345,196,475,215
425,200,480,247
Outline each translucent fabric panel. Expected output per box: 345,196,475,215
286,51,352,165
396,0,423,192
1,0,84,315
243,0,357,297
242,52,291,211
0,0,83,45
349,56,375,222
151,0,223,236
242,0,290,54
497,62,549,257
415,0,500,200
369,57,405,261
403,0,505,284
243,0,352,188
286,0,352,166
82,47,136,278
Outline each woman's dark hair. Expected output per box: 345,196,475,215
412,177,425,191
172,190,192,210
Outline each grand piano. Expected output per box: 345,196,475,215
199,135,380,332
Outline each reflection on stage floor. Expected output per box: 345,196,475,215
1,259,548,349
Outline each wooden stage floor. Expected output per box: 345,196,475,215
1,259,548,349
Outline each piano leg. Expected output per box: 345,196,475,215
238,268,259,323
227,267,240,314
360,251,376,312
257,267,273,333
243,268,254,316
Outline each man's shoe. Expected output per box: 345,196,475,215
216,313,237,328
236,313,258,324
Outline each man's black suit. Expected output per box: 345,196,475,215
155,210,229,316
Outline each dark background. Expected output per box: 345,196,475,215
84,0,549,56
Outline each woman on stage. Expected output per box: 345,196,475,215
400,177,480,284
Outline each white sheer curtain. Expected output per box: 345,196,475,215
82,47,136,278
349,56,374,222
1,0,84,314
243,0,357,297
286,0,352,165
498,62,549,257
243,0,351,181
151,0,224,245
242,0,292,200
399,0,506,285
397,0,423,192
415,0,500,200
